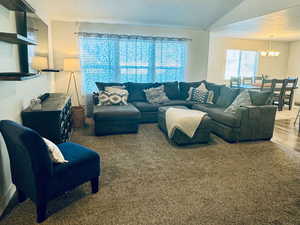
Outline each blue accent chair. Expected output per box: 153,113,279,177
0,120,101,223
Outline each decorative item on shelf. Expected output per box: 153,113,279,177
38,93,50,102
260,36,280,57
64,57,85,128
31,56,48,74
30,98,42,111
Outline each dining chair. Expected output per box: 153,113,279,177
294,101,300,126
272,79,288,111
254,75,265,83
261,78,276,92
284,77,298,110
242,77,253,86
0,120,101,223
230,77,241,88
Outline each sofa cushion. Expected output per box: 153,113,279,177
93,103,141,121
206,107,241,128
156,82,179,100
249,90,273,106
49,142,100,199
204,81,225,103
127,83,157,102
216,86,240,108
191,104,222,113
132,101,160,112
179,81,204,100
162,100,193,107
132,100,192,113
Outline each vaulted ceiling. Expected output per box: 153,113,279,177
29,0,244,29
211,5,300,42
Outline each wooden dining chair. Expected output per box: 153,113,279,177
255,75,265,83
284,77,298,110
261,78,276,92
242,77,253,86
230,77,241,88
272,79,288,111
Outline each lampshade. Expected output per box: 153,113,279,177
32,56,48,71
64,58,81,72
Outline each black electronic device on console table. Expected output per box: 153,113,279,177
21,93,72,144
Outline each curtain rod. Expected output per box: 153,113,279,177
74,32,192,41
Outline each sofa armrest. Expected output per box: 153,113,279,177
93,92,99,105
235,105,277,141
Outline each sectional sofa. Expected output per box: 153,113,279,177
93,81,277,143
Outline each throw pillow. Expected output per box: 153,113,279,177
224,90,252,114
127,82,156,102
43,138,68,164
179,81,203,100
216,86,240,108
189,88,209,103
98,91,128,106
144,85,170,104
204,81,225,103
105,86,127,94
96,82,125,91
248,90,273,106
187,83,214,104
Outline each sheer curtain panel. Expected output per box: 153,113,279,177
79,33,188,93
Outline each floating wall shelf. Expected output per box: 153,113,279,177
0,0,35,13
0,32,37,45
0,73,40,81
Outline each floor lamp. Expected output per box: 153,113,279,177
64,58,85,128
63,58,81,106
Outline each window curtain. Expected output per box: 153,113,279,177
78,33,188,93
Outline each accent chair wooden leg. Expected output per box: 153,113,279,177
91,177,99,194
36,202,47,223
17,189,27,203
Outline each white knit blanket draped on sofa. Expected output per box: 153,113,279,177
166,108,207,139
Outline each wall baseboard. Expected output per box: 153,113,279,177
0,183,16,216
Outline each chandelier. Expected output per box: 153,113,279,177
260,39,280,57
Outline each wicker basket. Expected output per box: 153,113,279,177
72,106,85,128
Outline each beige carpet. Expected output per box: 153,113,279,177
2,123,300,225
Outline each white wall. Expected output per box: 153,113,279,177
0,4,54,214
207,37,290,84
287,41,300,102
52,21,210,105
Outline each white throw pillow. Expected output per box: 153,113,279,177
43,138,68,164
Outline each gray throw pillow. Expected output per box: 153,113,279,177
249,90,273,106
144,85,170,104
216,86,240,108
224,90,252,114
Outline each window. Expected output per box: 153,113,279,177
224,50,259,80
79,34,187,93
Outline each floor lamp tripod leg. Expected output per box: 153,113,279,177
67,72,72,94
72,72,81,106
